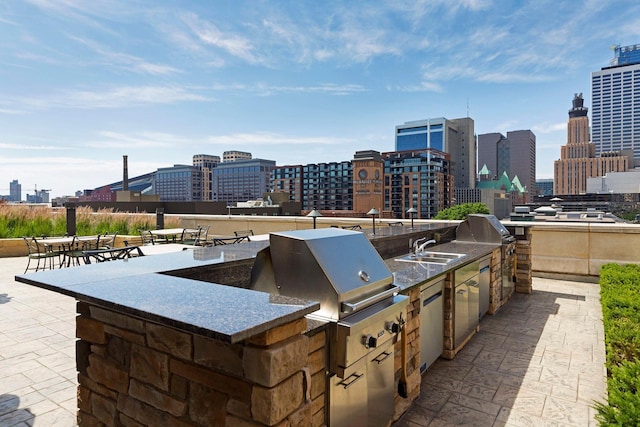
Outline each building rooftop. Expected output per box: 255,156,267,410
1,254,606,426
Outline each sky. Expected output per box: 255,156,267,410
2,0,640,199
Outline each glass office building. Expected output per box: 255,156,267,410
395,117,476,189
591,44,640,161
395,119,445,152
212,158,275,204
154,165,203,201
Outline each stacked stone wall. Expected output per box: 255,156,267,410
76,302,320,426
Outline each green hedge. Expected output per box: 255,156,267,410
595,263,640,425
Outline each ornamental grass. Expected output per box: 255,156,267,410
0,204,179,238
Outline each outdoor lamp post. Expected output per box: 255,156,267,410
407,207,417,229
307,209,322,229
367,208,380,235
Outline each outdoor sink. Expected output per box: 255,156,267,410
395,251,465,265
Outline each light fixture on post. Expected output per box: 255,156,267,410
406,207,417,229
367,208,380,235
307,209,322,229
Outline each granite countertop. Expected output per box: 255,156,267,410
15,240,320,343
14,227,495,344
385,241,499,291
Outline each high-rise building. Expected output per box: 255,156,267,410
477,130,536,203
395,117,476,189
591,44,640,161
301,161,353,211
535,179,554,197
193,154,221,201
223,150,252,162
352,151,384,215
271,165,303,204
554,93,630,195
382,149,453,219
212,158,275,204
154,164,203,201
9,180,21,202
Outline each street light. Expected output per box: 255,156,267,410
406,207,417,229
367,208,380,235
307,209,322,229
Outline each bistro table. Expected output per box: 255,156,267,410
149,228,186,244
40,235,100,267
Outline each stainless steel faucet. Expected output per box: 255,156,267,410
415,239,436,255
412,237,427,255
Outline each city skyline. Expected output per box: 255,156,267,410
2,1,640,198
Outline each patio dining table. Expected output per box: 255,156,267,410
149,228,186,243
39,235,101,267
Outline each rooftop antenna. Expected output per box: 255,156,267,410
466,98,470,117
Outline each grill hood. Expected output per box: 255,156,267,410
456,214,513,243
250,228,396,321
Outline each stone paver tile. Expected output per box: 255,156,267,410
539,366,578,389
423,372,473,396
492,383,546,417
473,348,508,371
499,336,540,355
473,331,509,348
466,383,498,402
28,406,76,427
550,384,577,402
540,349,571,368
499,374,551,395
1,374,35,394
36,352,75,370
397,404,436,426
393,417,427,427
497,351,542,377
416,385,451,412
448,391,502,416
429,359,474,380
22,365,60,384
455,341,484,358
494,406,548,427
429,401,497,426
463,366,503,389
578,381,607,406
541,396,590,426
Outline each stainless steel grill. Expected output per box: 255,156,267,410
456,214,516,302
250,228,408,427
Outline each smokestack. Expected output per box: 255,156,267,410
123,155,129,191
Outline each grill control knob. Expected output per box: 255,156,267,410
363,334,377,349
386,321,400,334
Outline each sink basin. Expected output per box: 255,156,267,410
395,251,465,265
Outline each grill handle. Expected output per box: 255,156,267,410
341,286,400,314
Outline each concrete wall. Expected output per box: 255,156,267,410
6,216,640,281
525,222,640,279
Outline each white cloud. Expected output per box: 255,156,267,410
9,85,209,110
66,35,181,76
210,82,366,96
392,82,444,93
532,122,566,134
205,131,355,146
180,12,261,64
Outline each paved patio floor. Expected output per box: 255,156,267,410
0,256,607,426
396,276,607,427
